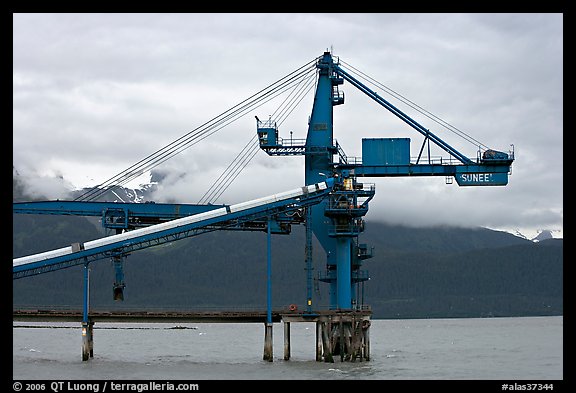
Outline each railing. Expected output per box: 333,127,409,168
353,182,375,192
327,222,364,236
256,118,277,129
352,269,369,280
338,154,478,166
335,140,348,164
276,136,307,147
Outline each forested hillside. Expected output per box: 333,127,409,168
12,211,563,319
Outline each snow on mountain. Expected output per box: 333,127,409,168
66,170,159,203
71,182,157,203
500,228,563,242
531,229,563,242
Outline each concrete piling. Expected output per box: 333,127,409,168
283,321,291,360
315,322,323,361
81,321,94,361
321,320,334,362
263,322,273,362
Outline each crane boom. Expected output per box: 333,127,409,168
257,52,514,186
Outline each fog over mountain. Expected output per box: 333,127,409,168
13,13,563,237
12,168,562,242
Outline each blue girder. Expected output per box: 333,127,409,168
12,200,222,218
13,180,334,279
13,200,301,232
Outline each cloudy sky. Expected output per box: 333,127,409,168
13,13,563,237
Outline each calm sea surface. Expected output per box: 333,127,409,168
13,316,562,381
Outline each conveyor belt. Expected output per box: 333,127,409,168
13,179,333,278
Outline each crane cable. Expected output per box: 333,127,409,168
198,67,317,204
197,134,259,205
74,57,319,202
197,68,317,204
339,60,490,151
199,137,261,205
76,61,316,201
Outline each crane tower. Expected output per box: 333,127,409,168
256,51,514,361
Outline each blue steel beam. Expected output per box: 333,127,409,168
12,200,303,233
13,180,334,279
344,163,511,185
13,201,224,219
333,64,474,165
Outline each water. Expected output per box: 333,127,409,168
13,316,562,380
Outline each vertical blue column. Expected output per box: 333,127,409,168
266,217,272,324
82,261,93,361
304,52,338,310
112,254,125,301
304,207,313,314
263,217,274,361
113,229,126,301
83,262,90,324
336,238,352,309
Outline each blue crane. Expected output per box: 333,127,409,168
13,51,514,362
256,51,514,313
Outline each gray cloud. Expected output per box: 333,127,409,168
13,13,563,235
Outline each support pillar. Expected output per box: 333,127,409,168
263,322,273,362
364,319,371,361
112,253,126,301
304,207,314,314
81,262,93,361
350,317,362,362
315,321,323,361
336,237,352,309
263,217,274,362
321,320,334,363
339,320,345,361
283,321,291,360
81,321,94,361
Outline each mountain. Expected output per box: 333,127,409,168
69,183,157,203
13,166,157,204
531,229,561,242
12,215,563,319
503,228,563,242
